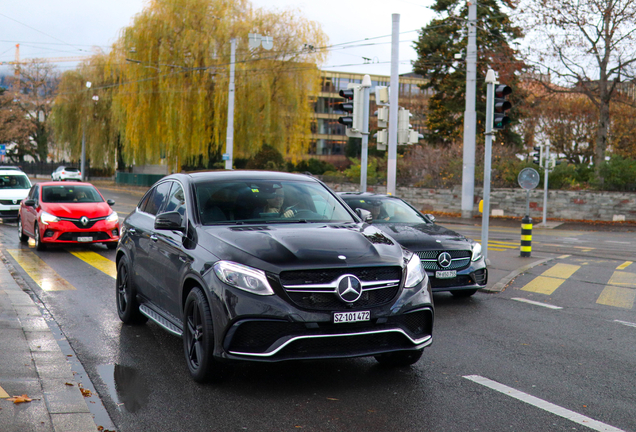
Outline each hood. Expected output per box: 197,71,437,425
375,222,473,252
41,202,113,219
0,189,30,201
199,223,405,272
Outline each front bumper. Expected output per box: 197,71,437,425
0,204,20,219
427,258,488,292
205,273,434,363
39,219,120,244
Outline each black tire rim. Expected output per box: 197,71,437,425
117,264,128,314
185,301,204,370
35,225,40,247
18,219,22,237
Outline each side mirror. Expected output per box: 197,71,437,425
23,199,35,207
107,199,115,206
155,211,185,232
425,214,436,223
355,208,373,223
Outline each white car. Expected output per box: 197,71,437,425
0,169,32,221
51,166,82,181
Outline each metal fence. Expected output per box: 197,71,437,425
6,161,114,179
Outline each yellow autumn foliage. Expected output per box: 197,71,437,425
53,0,327,170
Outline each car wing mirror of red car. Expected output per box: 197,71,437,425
155,211,185,232
107,199,115,206
23,199,35,207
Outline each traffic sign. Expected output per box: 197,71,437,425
0,144,5,156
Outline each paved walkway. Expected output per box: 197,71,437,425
0,250,97,432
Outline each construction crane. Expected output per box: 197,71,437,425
0,44,91,67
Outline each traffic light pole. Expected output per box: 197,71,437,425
360,76,371,193
386,13,400,196
461,0,478,218
543,142,550,227
481,70,496,262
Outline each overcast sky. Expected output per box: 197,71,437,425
0,0,437,78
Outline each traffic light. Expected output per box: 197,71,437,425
397,108,421,145
374,129,388,151
493,84,512,130
337,83,363,138
531,145,543,166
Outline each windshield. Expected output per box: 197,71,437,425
342,196,429,224
195,180,355,225
0,174,31,189
41,185,104,203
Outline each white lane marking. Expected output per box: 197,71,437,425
614,320,636,328
463,375,626,432
512,297,563,309
604,241,631,245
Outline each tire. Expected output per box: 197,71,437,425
106,242,117,250
375,349,424,367
34,223,46,251
183,288,225,383
17,217,28,243
116,256,147,324
450,289,478,298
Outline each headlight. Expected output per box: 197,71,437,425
40,211,59,225
213,261,274,295
106,212,119,223
471,242,483,261
404,254,426,288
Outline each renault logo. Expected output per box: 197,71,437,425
437,252,452,268
336,275,363,303
80,216,89,226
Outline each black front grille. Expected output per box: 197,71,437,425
57,232,111,241
228,321,307,353
280,266,401,285
387,311,433,337
277,332,412,359
430,275,474,288
0,199,21,205
417,250,472,271
287,286,399,311
0,210,18,217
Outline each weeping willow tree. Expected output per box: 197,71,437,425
51,52,119,168
105,0,327,170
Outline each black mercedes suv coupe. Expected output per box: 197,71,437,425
116,171,434,382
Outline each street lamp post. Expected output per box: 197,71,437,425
224,34,273,170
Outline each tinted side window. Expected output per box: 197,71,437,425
28,185,38,200
138,191,152,212
142,182,172,216
164,183,186,216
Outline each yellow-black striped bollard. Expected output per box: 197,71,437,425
520,216,532,257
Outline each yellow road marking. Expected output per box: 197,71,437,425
617,261,633,270
542,263,580,279
597,271,636,309
558,255,571,259
0,384,9,398
70,251,116,279
7,249,76,291
521,263,581,295
488,247,506,251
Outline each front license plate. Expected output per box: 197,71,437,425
333,311,370,324
77,236,93,242
436,270,457,279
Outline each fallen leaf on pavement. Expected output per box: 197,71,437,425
65,382,74,386
7,394,32,404
326,397,338,401
79,388,92,397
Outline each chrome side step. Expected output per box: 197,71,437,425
139,304,183,337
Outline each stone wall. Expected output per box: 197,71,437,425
325,182,636,222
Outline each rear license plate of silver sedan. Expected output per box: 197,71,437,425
436,270,456,279
333,311,370,324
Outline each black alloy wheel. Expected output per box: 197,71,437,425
450,289,478,298
17,217,28,243
34,223,46,251
183,288,224,383
116,257,147,324
374,348,424,367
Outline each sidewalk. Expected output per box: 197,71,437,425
0,251,98,432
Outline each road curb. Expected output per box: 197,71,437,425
480,257,556,293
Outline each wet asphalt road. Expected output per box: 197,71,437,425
0,185,635,432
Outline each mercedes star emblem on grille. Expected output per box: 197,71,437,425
80,216,89,226
437,252,452,268
336,275,363,303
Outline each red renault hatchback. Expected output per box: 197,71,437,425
17,181,120,251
